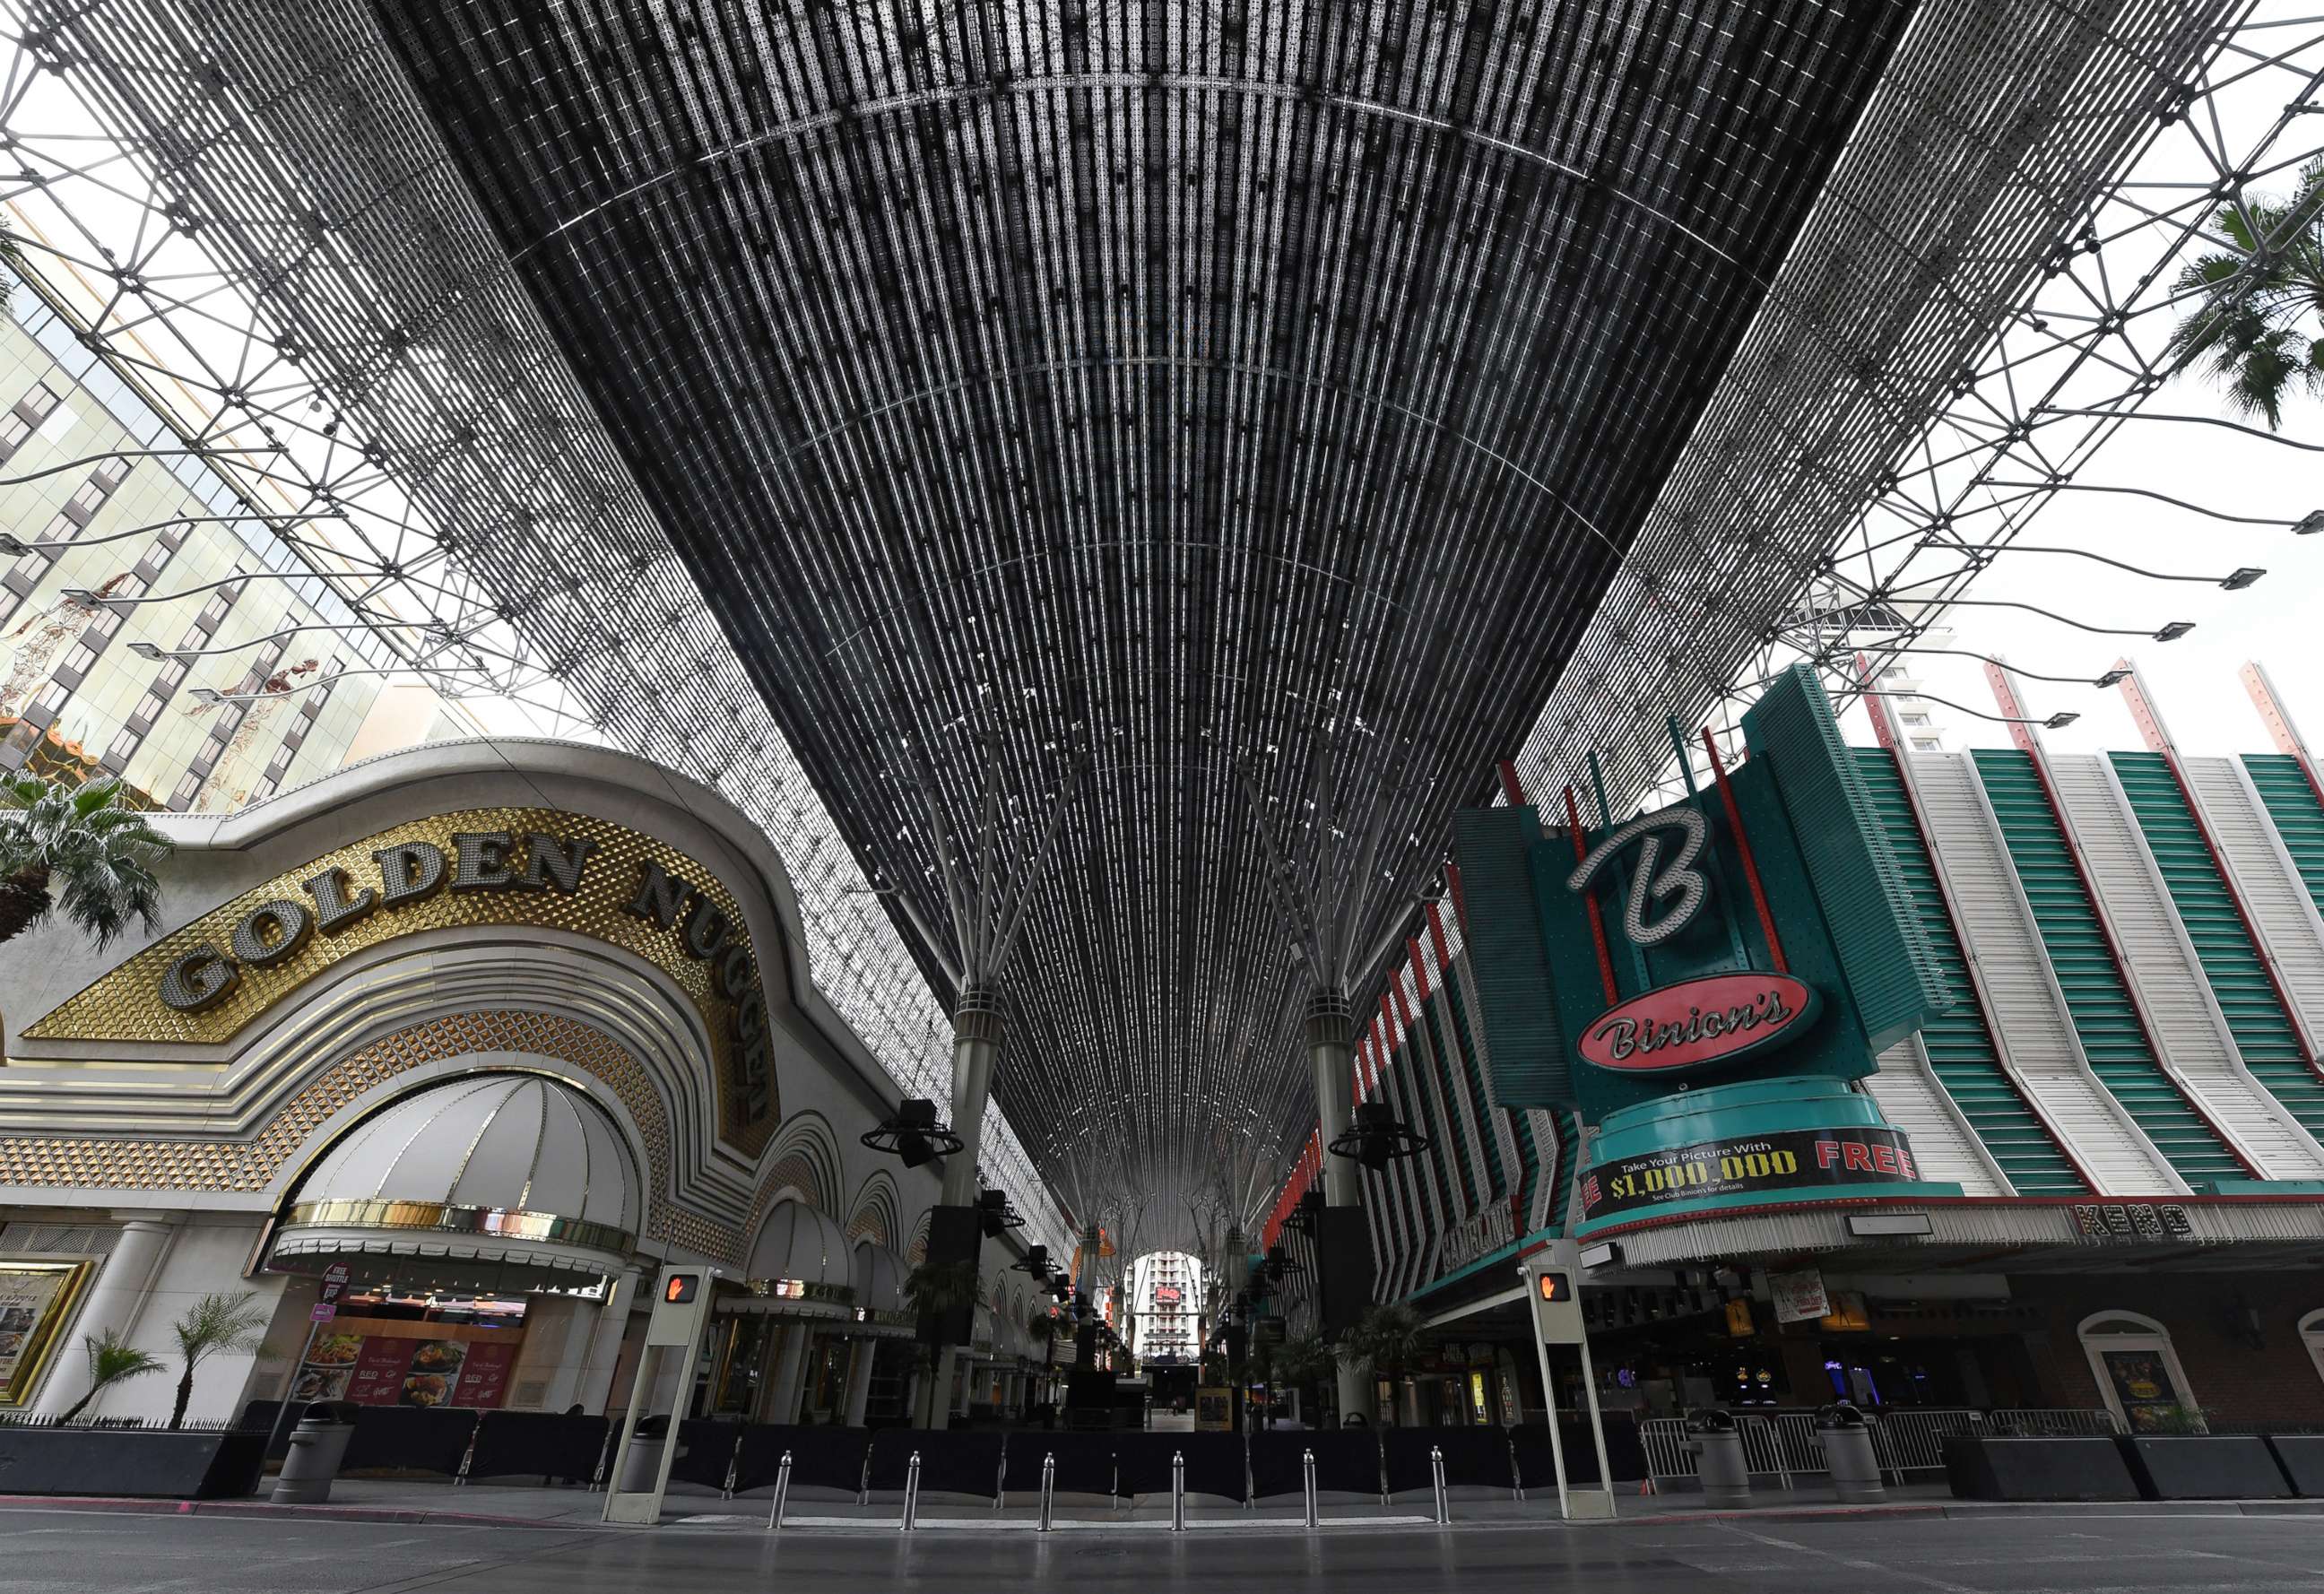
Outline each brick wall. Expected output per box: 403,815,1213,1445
2010,1271,2324,1425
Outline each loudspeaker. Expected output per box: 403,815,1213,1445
920,1204,982,1347
1316,1205,1375,1334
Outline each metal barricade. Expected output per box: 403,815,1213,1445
1735,1414,1805,1487
1869,1408,1980,1481
1984,1408,2121,1436
1640,1407,2121,1494
1641,1417,1697,1490
1767,1413,1828,1484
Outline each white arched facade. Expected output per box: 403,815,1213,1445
0,740,1045,1427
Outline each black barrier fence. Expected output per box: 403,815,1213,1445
1114,1431,1248,1502
1002,1431,1117,1496
1383,1426,1515,1494
734,1424,871,1494
1248,1430,1379,1499
343,1408,479,1476
1510,1414,1647,1490
464,1410,608,1482
226,1408,1632,1501
669,1418,746,1490
867,1427,1006,1498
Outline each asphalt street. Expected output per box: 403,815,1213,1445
14,1509,2324,1594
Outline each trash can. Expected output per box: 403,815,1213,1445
1817,1402,1885,1503
1686,1408,1751,1508
271,1399,360,1504
616,1413,682,1494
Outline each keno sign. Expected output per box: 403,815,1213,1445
1580,972,1818,1074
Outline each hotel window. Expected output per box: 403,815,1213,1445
169,769,203,808
0,383,59,463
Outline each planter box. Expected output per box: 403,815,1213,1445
2267,1435,2324,1498
1941,1435,2139,1502
2118,1435,2291,1501
0,1426,265,1499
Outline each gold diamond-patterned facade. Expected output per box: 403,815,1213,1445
0,1009,751,1262
1,1010,653,1206
22,806,778,1158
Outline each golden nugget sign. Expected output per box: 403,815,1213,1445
152,829,773,1126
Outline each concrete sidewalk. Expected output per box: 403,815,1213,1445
4,1477,2320,1534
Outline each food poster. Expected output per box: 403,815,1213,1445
290,1320,522,1409
2101,1347,2183,1432
0,1261,89,1403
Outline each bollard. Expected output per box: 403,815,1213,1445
767,1451,793,1531
1303,1447,1318,1529
1171,1450,1186,1532
454,1411,483,1486
902,1451,921,1531
1431,1444,1449,1526
590,1422,617,1492
1040,1452,1055,1532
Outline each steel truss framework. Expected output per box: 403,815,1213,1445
0,1,2300,1248
1512,1,2323,814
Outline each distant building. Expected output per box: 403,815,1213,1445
1129,1251,1202,1362
0,292,462,810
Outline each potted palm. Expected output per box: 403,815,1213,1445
0,775,171,949
168,1291,271,1431
0,1292,274,1498
56,1329,164,1425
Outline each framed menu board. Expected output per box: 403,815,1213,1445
0,1260,93,1406
285,1316,522,1409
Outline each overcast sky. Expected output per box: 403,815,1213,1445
1836,13,2322,761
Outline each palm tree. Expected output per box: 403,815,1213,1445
903,1257,979,1428
904,1256,981,1332
1021,1308,1061,1409
2165,158,2324,430
0,775,171,949
1339,1303,1427,1425
1269,1332,1338,1427
57,1329,165,1424
167,1291,271,1430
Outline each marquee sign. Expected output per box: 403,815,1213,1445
1450,666,1957,1234
24,807,783,1155
1579,1126,1922,1223
1579,972,1818,1073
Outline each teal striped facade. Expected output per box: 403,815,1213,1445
1355,741,2324,1305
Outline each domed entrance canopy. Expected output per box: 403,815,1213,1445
851,1240,913,1340
270,1073,638,1295
722,1200,855,1321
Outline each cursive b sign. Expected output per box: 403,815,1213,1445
1580,971,1818,1073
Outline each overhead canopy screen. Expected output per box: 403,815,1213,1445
374,0,1912,1217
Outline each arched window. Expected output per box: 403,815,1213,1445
2077,1310,2201,1433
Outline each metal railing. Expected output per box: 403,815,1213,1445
0,1412,249,1433
1983,1408,2123,1437
1641,1408,2120,1492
